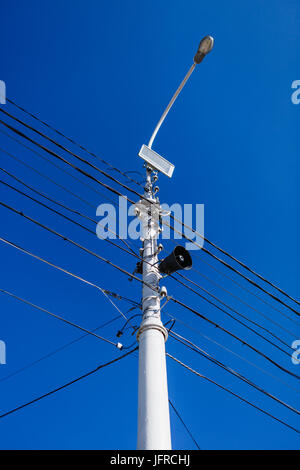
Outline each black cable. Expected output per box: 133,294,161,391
167,353,300,435
0,179,294,361
170,295,300,380
117,313,143,336
173,273,294,355
0,134,98,208
0,172,166,290
0,200,159,295
0,114,144,203
2,97,143,188
0,236,140,310
164,311,300,395
0,119,132,202
0,288,121,348
2,166,293,352
192,252,296,322
0,165,136,254
0,347,138,419
186,264,298,337
4,229,296,389
1,164,296,362
3,100,299,437
169,331,300,416
0,237,141,384
168,399,201,450
0,200,298,380
1,106,299,309
168,225,300,318
0,236,139,335
0,179,137,260
0,114,298,316
0,135,117,206
0,315,122,384
3,100,299,309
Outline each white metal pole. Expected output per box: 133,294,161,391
136,35,214,450
136,167,171,450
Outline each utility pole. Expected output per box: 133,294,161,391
136,36,214,450
136,166,171,450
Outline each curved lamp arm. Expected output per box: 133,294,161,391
148,35,214,150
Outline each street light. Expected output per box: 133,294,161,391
138,35,214,177
136,35,214,450
147,35,214,151
193,35,214,63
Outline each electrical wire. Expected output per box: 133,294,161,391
167,223,300,317
0,347,138,419
192,252,296,322
1,165,296,367
0,288,121,348
0,178,137,261
0,135,117,206
0,237,140,328
0,165,136,254
0,179,293,366
0,199,158,295
0,170,168,288
167,353,300,435
185,264,298,337
0,163,296,360
0,201,298,380
165,312,300,393
0,115,143,203
2,168,292,358
168,399,201,450
1,107,298,310
1,97,143,188
0,131,117,208
0,118,131,204
164,311,300,394
0,114,298,317
2,100,298,309
0,315,122,384
172,272,295,354
3,98,299,439
169,330,300,416
170,294,299,379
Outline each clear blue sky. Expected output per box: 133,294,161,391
0,0,299,449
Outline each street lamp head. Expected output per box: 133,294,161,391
194,35,214,64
